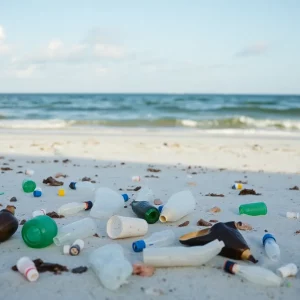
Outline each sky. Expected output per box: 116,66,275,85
0,0,299,94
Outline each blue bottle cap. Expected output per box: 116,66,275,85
223,260,237,274
232,184,236,189
84,201,93,210
122,194,129,202
262,233,276,245
33,190,42,197
69,182,76,190
158,205,164,213
132,240,146,252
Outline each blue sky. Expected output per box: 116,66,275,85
0,0,299,93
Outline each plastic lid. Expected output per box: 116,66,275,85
63,245,71,255
122,194,129,202
70,244,81,256
69,182,76,190
223,260,237,274
145,207,160,224
158,205,164,213
26,268,39,282
84,201,93,210
33,190,42,197
262,233,276,245
132,240,146,252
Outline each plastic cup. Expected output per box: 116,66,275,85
277,263,298,278
106,215,148,239
17,257,39,282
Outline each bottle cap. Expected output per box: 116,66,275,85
33,190,42,197
69,182,76,190
26,268,39,282
63,245,71,255
132,240,146,252
158,205,164,213
223,260,237,274
72,239,84,250
262,233,276,245
277,263,298,278
122,194,129,202
70,244,81,256
84,201,93,210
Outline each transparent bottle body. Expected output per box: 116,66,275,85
264,239,280,261
144,230,176,249
89,244,132,290
58,202,85,216
90,187,124,219
53,217,97,246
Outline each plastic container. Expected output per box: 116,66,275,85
69,181,95,192
17,257,39,282
143,239,224,267
160,190,196,223
286,212,299,219
90,187,128,219
22,179,37,193
224,260,282,286
239,202,267,216
132,229,176,252
32,209,46,218
33,187,42,197
53,217,97,246
0,205,19,242
232,183,243,190
136,186,155,203
89,244,133,290
131,200,160,224
22,215,58,248
132,176,141,182
262,234,280,261
58,201,93,216
277,263,298,278
107,215,148,239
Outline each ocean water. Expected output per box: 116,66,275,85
0,94,300,133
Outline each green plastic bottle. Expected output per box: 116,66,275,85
131,201,160,224
239,202,267,216
22,179,36,193
22,215,58,248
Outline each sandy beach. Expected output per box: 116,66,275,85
0,127,299,300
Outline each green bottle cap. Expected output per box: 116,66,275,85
145,207,160,224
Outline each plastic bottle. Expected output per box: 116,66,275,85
239,202,267,216
22,179,37,193
89,244,133,290
90,187,129,219
159,190,196,223
32,209,46,218
131,201,160,224
232,183,243,190
224,260,282,286
53,217,97,246
286,212,299,219
63,239,84,256
69,181,96,192
262,234,280,261
136,186,155,203
17,257,39,282
33,187,42,197
132,229,176,252
58,201,93,216
0,205,19,242
22,215,58,248
144,239,224,267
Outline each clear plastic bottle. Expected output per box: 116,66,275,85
57,201,93,216
224,260,282,286
69,181,96,192
53,217,97,246
262,234,280,261
89,244,133,290
90,187,129,219
132,230,176,252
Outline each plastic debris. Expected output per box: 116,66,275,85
17,257,39,282
43,177,63,186
132,263,155,277
239,189,261,196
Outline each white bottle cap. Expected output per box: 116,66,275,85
72,239,84,250
25,169,35,176
286,212,299,219
277,263,298,278
16,257,39,282
34,187,42,192
32,209,46,218
63,245,71,255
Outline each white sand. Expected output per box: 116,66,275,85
0,127,299,300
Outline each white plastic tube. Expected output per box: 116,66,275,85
143,239,224,267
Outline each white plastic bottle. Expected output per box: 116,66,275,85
69,181,96,192
90,187,129,219
262,234,280,261
136,186,155,203
89,244,133,290
160,190,196,223
58,201,93,216
16,257,39,282
143,239,224,267
132,229,176,252
224,260,282,286
53,217,97,246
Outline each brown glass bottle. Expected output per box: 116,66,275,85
0,205,19,242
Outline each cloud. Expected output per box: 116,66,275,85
94,43,125,59
0,25,5,40
235,42,269,57
0,25,10,54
